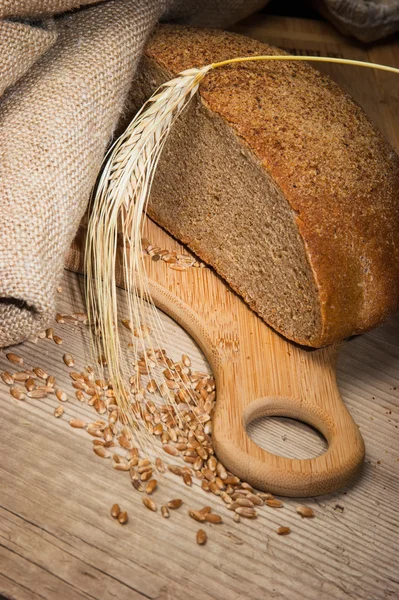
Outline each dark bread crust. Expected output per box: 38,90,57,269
143,25,399,346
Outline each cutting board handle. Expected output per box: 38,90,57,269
213,371,364,497
147,279,365,497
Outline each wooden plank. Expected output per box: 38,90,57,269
1,270,398,600
0,571,43,600
0,543,92,600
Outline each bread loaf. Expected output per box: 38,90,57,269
128,25,399,347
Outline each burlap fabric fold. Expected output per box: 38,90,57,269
313,0,399,42
0,0,269,347
0,0,104,18
0,20,57,96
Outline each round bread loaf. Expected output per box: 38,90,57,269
128,25,399,347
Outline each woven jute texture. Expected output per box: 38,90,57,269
0,0,269,347
0,0,101,18
0,0,161,346
314,0,399,42
0,20,57,96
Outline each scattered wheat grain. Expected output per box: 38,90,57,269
296,505,315,518
54,406,64,418
277,526,291,535
196,529,207,545
6,353,23,366
1,372,14,385
10,386,25,400
142,497,157,512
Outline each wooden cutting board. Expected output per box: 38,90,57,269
66,221,365,498
66,17,399,498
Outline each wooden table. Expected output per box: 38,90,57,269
1,15,398,600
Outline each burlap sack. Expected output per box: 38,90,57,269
0,0,101,18
163,0,269,28
0,20,57,96
313,0,399,42
0,0,269,347
0,0,161,346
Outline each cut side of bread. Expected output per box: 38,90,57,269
127,25,399,347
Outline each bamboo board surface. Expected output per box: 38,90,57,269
0,14,399,600
67,218,366,499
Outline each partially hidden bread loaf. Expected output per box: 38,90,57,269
128,25,399,347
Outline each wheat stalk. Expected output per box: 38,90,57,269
85,54,399,446
85,65,212,446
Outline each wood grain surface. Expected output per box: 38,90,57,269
67,217,365,498
1,14,398,600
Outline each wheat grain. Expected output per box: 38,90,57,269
296,505,315,518
235,507,257,519
87,424,103,438
204,513,222,524
117,511,128,524
113,461,130,471
167,499,182,509
56,389,67,402
155,457,166,472
28,389,48,399
6,353,23,365
163,444,179,456
140,469,153,482
63,354,75,367
94,446,111,459
13,371,30,382
142,497,157,512
69,418,86,429
75,390,85,402
1,372,14,385
183,472,192,486
73,381,86,391
25,378,35,392
266,499,284,508
132,480,144,492
33,367,48,380
198,506,212,515
189,509,206,523
10,386,25,400
146,479,157,494
277,526,291,535
54,406,64,418
235,498,254,508
247,494,264,506
196,529,207,545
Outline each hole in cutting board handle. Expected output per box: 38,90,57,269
242,394,333,459
246,416,328,459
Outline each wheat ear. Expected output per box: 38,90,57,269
85,54,398,444
85,66,212,445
